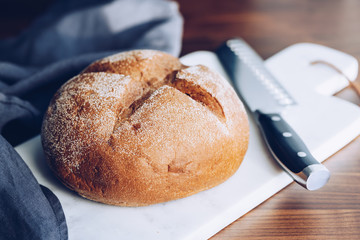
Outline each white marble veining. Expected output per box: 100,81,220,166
15,43,360,240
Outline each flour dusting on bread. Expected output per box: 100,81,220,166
41,49,249,206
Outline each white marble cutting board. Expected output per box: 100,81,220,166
15,43,360,240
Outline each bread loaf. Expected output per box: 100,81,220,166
41,49,249,206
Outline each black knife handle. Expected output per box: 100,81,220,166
255,110,319,173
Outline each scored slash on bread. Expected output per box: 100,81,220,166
41,50,249,206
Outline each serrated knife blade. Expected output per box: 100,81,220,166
216,38,330,190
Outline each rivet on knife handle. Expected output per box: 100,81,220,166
216,38,330,190
255,110,330,190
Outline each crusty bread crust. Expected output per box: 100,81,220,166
41,50,249,206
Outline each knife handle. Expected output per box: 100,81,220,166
255,110,330,190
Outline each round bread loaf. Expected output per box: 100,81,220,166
41,49,249,206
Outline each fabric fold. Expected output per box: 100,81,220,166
0,0,183,239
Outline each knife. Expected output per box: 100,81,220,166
216,38,330,190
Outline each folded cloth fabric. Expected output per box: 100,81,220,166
0,0,183,239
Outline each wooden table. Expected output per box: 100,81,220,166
177,0,360,239
1,0,359,239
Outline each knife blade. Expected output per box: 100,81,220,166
216,38,330,190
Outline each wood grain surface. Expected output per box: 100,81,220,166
176,0,360,239
1,0,359,239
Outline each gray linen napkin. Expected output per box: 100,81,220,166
0,0,183,239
